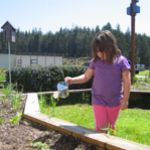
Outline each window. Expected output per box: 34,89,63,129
17,59,22,67
30,58,38,65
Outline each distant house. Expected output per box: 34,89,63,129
0,52,63,69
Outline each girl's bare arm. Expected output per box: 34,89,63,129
120,70,131,110
65,68,94,84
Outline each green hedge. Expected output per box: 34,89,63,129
6,66,92,93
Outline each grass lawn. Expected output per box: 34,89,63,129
132,70,150,91
137,70,150,76
40,101,150,146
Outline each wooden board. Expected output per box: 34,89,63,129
23,93,150,150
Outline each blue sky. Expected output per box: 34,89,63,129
0,0,150,36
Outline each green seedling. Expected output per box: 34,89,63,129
10,112,22,125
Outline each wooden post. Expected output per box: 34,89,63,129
130,0,137,84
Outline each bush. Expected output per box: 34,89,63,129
6,66,92,93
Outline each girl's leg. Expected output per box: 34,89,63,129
106,105,120,129
93,105,108,132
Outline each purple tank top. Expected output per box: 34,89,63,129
89,55,130,106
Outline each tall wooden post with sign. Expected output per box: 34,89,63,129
127,0,140,84
1,21,16,89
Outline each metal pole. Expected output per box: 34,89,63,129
8,41,12,89
131,0,136,84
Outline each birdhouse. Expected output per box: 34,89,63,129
1,21,16,42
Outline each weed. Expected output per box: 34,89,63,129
50,94,60,117
11,92,22,112
0,117,4,124
1,85,11,107
31,141,52,150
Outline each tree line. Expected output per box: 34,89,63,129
0,22,150,66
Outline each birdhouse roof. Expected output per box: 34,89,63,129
1,21,16,31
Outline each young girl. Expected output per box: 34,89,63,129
65,30,131,132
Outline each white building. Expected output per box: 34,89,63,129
0,53,63,68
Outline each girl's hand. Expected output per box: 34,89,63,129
120,99,128,110
64,77,73,85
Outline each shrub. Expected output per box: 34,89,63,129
6,66,92,92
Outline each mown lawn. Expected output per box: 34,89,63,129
40,101,150,146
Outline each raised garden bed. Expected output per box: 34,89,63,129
23,93,150,150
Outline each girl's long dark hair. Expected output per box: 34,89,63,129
91,30,121,63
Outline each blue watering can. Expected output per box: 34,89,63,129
57,81,69,98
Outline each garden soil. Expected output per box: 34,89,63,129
0,102,97,150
